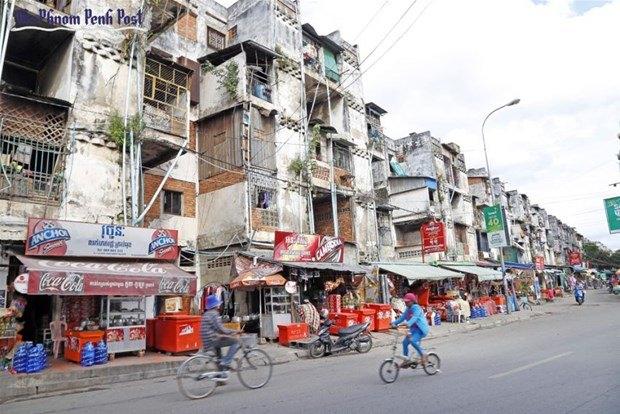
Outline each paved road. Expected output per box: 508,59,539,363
4,291,620,414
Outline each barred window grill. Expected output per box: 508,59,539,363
207,27,226,50
333,144,351,171
205,255,233,269
143,57,190,137
0,95,67,204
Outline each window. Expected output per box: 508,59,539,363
143,57,190,137
228,25,237,43
377,213,393,246
333,144,351,171
163,190,182,215
207,27,226,50
254,187,274,209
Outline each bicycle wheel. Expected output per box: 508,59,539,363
177,355,219,399
423,353,441,376
379,359,400,384
521,302,532,311
237,349,273,389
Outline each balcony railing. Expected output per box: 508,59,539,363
248,71,272,103
396,245,423,260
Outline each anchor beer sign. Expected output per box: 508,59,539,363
25,218,179,260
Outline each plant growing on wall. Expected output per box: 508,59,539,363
108,111,144,148
309,124,321,153
202,61,240,100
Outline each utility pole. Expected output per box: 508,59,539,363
482,98,520,313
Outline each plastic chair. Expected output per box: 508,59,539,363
50,319,67,359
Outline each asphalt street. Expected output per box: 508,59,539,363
4,291,619,414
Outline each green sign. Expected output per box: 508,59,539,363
604,196,620,234
484,204,508,248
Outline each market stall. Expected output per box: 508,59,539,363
13,255,196,361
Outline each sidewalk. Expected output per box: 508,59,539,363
0,297,574,403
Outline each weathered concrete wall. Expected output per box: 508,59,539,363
200,52,247,117
197,181,247,249
394,132,437,178
38,36,73,102
391,187,431,222
229,0,273,49
0,202,60,240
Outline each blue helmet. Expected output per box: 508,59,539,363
205,294,222,310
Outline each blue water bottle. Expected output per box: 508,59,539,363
26,346,39,373
80,342,95,367
95,341,108,365
12,344,27,373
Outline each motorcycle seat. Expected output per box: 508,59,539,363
338,323,367,337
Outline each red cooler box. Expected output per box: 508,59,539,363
353,308,376,331
329,312,357,335
155,315,202,353
365,303,392,331
277,323,309,346
146,318,157,350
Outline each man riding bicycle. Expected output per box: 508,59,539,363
200,295,240,381
391,293,430,367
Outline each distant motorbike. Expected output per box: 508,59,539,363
574,286,585,305
308,318,372,358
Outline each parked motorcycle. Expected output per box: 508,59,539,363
574,286,585,305
308,319,372,358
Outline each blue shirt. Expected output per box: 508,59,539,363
394,304,429,336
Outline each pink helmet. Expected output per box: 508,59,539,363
403,293,417,303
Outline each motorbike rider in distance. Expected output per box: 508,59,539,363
391,293,430,367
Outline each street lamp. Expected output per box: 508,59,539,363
481,98,520,314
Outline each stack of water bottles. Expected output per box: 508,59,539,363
12,342,48,374
470,305,488,319
94,341,108,365
80,342,95,367
433,312,441,326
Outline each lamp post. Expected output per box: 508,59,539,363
482,98,520,313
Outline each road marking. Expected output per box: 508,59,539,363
489,351,573,379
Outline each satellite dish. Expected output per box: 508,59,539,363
285,281,297,294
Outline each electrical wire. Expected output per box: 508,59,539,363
353,0,391,42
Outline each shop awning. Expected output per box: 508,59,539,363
281,261,370,274
376,263,463,282
13,255,196,296
437,262,504,282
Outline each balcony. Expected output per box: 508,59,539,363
0,94,68,205
247,71,272,103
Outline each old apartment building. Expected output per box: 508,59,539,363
0,0,386,282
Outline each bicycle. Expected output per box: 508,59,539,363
177,334,273,399
519,296,542,311
379,329,440,384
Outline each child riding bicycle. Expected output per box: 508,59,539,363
391,293,430,366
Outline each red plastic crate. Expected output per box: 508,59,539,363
353,308,376,331
365,303,392,332
328,312,357,335
277,323,309,346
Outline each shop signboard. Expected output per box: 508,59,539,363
273,231,344,262
484,205,508,248
568,251,582,266
420,220,446,254
535,256,545,271
14,255,196,296
604,196,620,234
25,218,179,260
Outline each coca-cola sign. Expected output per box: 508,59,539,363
159,278,191,295
273,231,344,263
39,273,84,293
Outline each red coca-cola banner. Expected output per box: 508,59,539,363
273,231,344,263
568,251,582,266
14,255,196,296
421,221,446,254
535,256,545,271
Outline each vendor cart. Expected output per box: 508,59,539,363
100,296,146,358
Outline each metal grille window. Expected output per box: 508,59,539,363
207,27,226,50
253,186,275,210
0,96,67,204
143,57,190,137
205,256,233,269
377,213,393,246
333,144,351,171
162,190,182,215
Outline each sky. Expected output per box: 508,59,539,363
222,0,620,250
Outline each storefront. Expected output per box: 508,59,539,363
12,254,196,359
